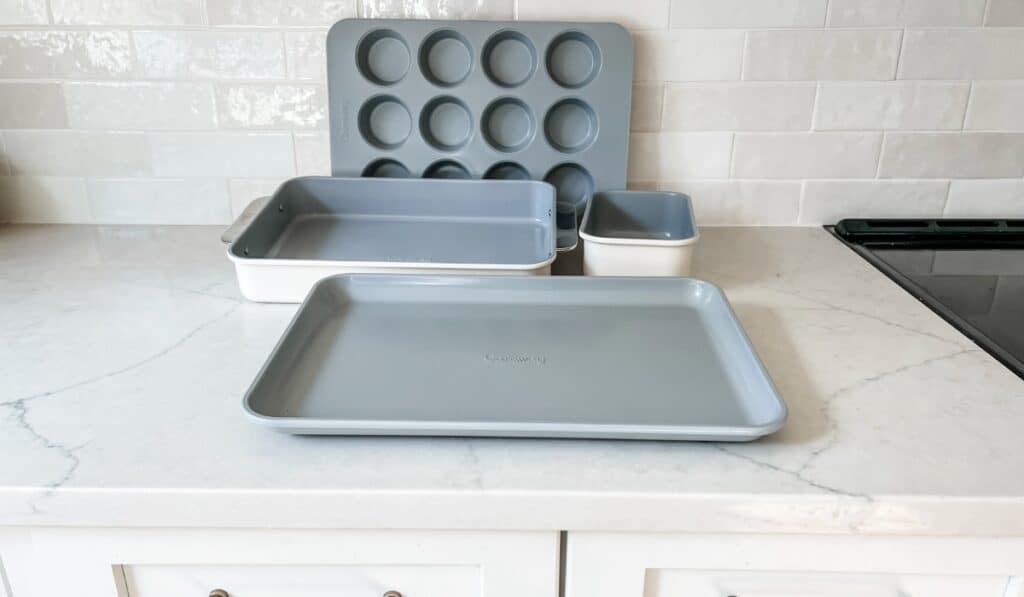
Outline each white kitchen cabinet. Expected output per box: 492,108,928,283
125,564,479,597
18,528,558,597
565,533,1024,597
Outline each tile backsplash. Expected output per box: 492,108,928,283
1,0,1023,225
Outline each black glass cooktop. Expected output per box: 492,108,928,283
832,219,1024,380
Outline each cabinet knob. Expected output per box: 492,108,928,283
383,591,403,597
209,590,229,597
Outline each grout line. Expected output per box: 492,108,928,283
655,82,666,131
796,179,807,223
891,28,905,81
809,82,821,131
982,0,993,26
726,132,737,177
940,178,953,215
44,0,55,25
874,132,886,178
738,30,750,80
291,131,300,175
664,0,673,30
822,0,831,27
960,80,975,131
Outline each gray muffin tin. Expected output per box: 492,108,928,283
243,275,787,441
326,19,633,248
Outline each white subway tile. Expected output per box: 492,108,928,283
630,83,663,132
986,0,1024,26
732,133,882,178
899,29,1024,79
228,179,284,218
517,0,668,30
0,177,91,223
87,178,231,225
672,0,825,27
627,132,733,180
662,83,815,131
800,180,948,224
294,132,330,176
362,0,512,19
51,0,203,25
215,84,327,129
658,180,801,225
285,31,328,80
65,83,216,131
0,0,48,24
814,82,970,131
634,31,744,81
0,31,132,79
133,31,286,80
828,0,986,27
744,30,901,81
4,131,151,177
207,0,355,26
149,133,295,178
879,133,1024,178
945,180,1024,217
0,83,68,129
964,82,1024,131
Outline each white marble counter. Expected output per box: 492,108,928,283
1,224,1022,535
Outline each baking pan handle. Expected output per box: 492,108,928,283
221,196,270,244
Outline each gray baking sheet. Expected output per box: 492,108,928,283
243,275,786,441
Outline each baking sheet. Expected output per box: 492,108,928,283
243,275,786,441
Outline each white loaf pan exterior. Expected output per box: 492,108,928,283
579,191,699,277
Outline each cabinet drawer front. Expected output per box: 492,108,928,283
125,564,479,597
646,569,1009,597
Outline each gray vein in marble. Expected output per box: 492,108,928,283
712,444,868,498
3,304,240,407
792,348,981,482
718,348,981,499
700,266,965,348
2,304,240,500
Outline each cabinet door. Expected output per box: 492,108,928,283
28,528,558,597
645,568,1008,597
125,564,478,597
566,533,1024,597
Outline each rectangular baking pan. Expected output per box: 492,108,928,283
326,19,633,250
227,176,556,303
243,275,786,441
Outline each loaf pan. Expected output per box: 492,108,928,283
580,191,698,276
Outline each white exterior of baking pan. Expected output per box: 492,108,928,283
229,257,553,303
579,191,699,277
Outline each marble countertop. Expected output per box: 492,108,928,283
1,224,1023,535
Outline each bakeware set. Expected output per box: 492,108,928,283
228,18,784,442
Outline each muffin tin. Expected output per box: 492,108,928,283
326,19,633,247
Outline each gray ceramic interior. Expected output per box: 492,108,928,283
243,275,786,441
484,161,531,180
327,19,633,249
356,29,411,85
230,176,555,265
583,191,696,241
